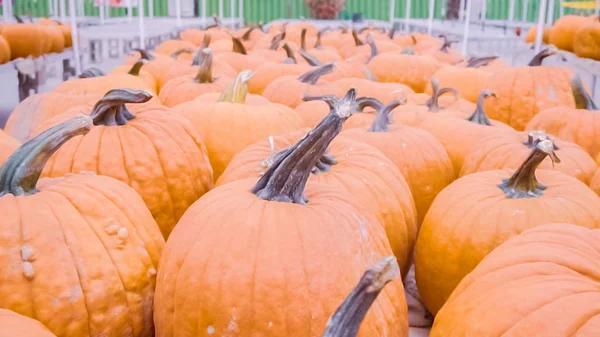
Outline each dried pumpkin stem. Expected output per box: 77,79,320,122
298,63,335,85
466,90,496,126
426,79,459,112
241,26,256,41
171,48,194,59
369,99,406,132
134,48,155,61
78,67,105,78
365,33,379,64
128,59,146,76
232,37,247,55
388,24,397,39
321,257,400,337
0,115,93,196
315,30,324,49
282,42,297,64
300,28,308,51
528,48,557,66
252,89,357,204
195,48,215,83
466,55,498,68
439,34,457,53
299,49,324,66
90,89,153,126
270,33,284,50
352,29,364,46
218,70,254,104
498,139,561,198
571,74,598,110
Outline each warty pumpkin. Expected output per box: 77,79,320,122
35,89,214,239
415,138,600,315
431,223,600,336
367,53,443,93
155,90,409,337
0,115,165,337
172,71,303,179
482,48,575,130
262,63,343,108
158,49,231,107
460,130,597,184
341,98,454,223
0,309,57,337
549,15,591,52
526,75,600,159
574,18,600,60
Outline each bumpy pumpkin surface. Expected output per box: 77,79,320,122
0,115,165,337
431,223,600,336
416,139,600,315
549,15,591,52
574,18,600,60
0,309,57,337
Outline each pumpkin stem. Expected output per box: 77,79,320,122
281,42,297,64
206,14,220,29
194,48,215,83
78,67,105,78
252,89,357,203
528,47,557,66
365,33,379,64
133,48,155,61
241,26,256,41
14,15,25,23
410,35,417,45
425,79,459,112
356,97,385,113
218,70,254,104
232,37,247,55
270,33,285,50
299,49,324,66
300,28,308,51
90,89,153,126
200,33,212,49
388,23,397,39
171,48,194,59
321,257,400,337
439,34,457,53
0,115,93,197
298,63,335,85
127,59,146,76
369,99,406,132
466,55,498,68
315,30,324,49
465,90,496,125
352,30,364,46
498,137,561,198
571,74,598,110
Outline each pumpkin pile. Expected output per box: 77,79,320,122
1,19,600,337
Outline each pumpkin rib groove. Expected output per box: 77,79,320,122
15,196,36,320
292,207,316,335
67,131,87,174
507,70,519,128
573,305,600,335
95,124,107,178
246,198,266,335
39,194,96,335
116,128,133,186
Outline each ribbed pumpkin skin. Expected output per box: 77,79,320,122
158,75,231,107
1,23,43,59
248,63,312,95
0,173,164,337
526,106,600,160
574,19,600,60
262,76,343,108
53,75,156,96
431,223,600,336
5,93,103,143
460,132,597,184
525,26,551,43
0,309,57,337
591,168,600,196
415,169,600,315
426,67,491,103
549,15,591,52
367,54,443,93
155,179,409,337
482,66,575,130
37,105,214,239
217,130,418,276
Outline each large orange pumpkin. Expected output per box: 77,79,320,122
574,18,600,60
426,65,493,103
0,130,20,166
0,309,57,337
341,98,454,223
155,90,408,337
109,59,159,93
1,21,43,59
482,48,575,130
172,71,304,179
525,25,551,43
431,223,600,336
367,53,443,93
415,138,600,315
248,44,313,95
35,89,214,239
0,115,165,337
549,15,591,52
526,75,600,159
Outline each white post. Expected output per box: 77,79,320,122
175,0,182,27
127,0,133,22
481,0,487,22
404,0,412,32
459,0,465,21
389,0,395,24
508,0,515,22
427,0,435,36
78,0,84,17
461,0,472,55
522,0,529,21
2,1,7,22
596,0,599,17
238,0,243,25
138,0,145,49
48,0,54,17
219,0,224,23
149,0,154,18
559,2,564,17
547,0,555,25
60,0,67,22
534,0,547,53
230,0,235,26
68,0,82,74
202,0,207,24
99,0,105,25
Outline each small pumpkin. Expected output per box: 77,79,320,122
0,35,11,64
36,89,214,238
525,25,551,43
431,223,600,336
172,71,304,179
340,30,401,61
0,309,57,337
154,39,197,56
549,15,591,52
121,49,190,90
0,115,165,337
109,59,159,93
155,90,409,337
1,20,44,59
368,53,443,93
158,49,231,107
416,138,600,315
574,17,600,61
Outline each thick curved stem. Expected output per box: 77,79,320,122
365,33,379,64
134,48,155,61
128,59,146,76
300,28,308,51
0,115,93,196
425,79,459,112
315,30,325,49
498,138,561,198
252,89,357,204
90,89,153,126
270,33,285,50
299,49,324,66
232,37,247,55
78,67,105,78
321,257,400,337
298,63,335,85
218,70,254,103
528,47,557,66
282,42,297,64
466,55,499,68
194,48,215,83
200,32,212,49
571,74,598,110
369,99,406,132
172,48,194,59
352,30,364,46
439,34,458,53
241,26,256,41
465,90,496,125
388,24,397,39
14,15,25,23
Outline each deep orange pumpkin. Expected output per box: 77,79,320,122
574,18,600,60
549,15,591,52
1,22,43,59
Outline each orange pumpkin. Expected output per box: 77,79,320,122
341,98,455,223
0,115,165,337
44,25,65,54
549,15,591,52
574,18,600,61
213,37,267,72
172,71,303,179
416,138,600,315
483,48,575,130
421,35,464,64
158,49,231,107
1,21,44,59
335,77,414,104
340,31,401,61
121,49,190,90
591,168,600,196
36,89,214,239
295,95,385,130
0,130,20,166
299,28,342,63
262,63,343,108
155,90,408,337
431,223,600,336
426,65,493,103
248,47,313,94
0,35,11,64
0,309,57,337
525,25,551,43
368,53,443,93
109,59,159,93
154,39,197,56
